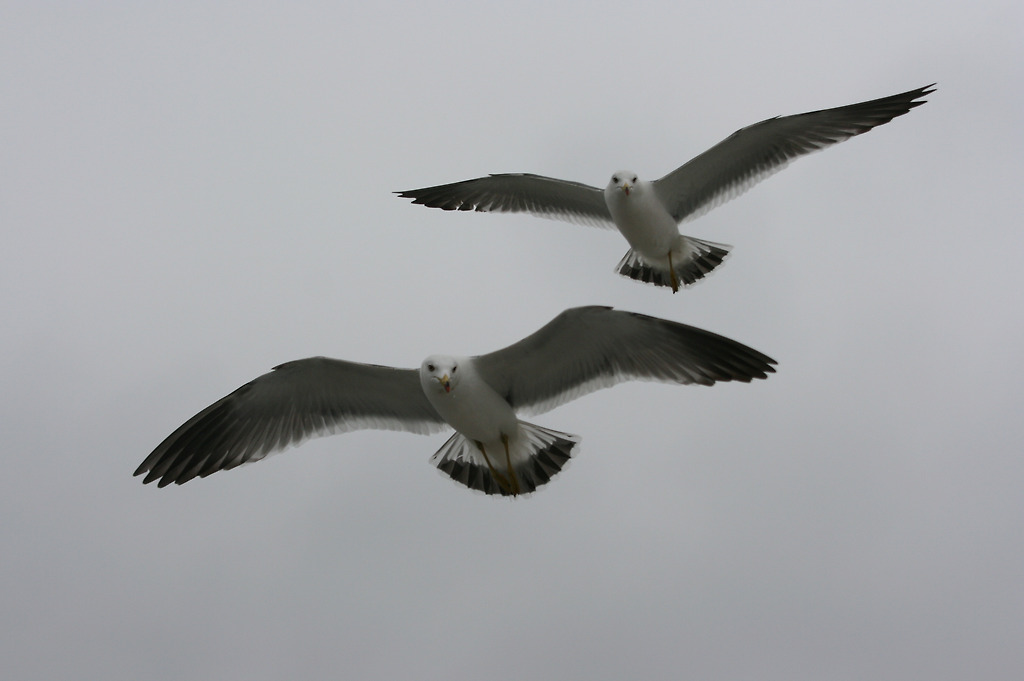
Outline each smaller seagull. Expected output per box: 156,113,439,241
135,307,776,496
398,84,934,293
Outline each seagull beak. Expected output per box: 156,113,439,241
438,374,451,393
622,182,631,196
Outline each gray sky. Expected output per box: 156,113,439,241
3,1,1022,679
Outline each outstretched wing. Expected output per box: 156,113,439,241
653,84,935,223
135,357,446,487
397,173,614,229
471,306,776,416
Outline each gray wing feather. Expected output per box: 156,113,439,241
397,173,615,229
653,84,935,222
135,357,446,486
472,306,776,416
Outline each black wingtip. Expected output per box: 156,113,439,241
906,83,937,105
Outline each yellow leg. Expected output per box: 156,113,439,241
474,440,513,495
667,250,680,293
501,433,521,495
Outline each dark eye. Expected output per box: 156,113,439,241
631,175,637,183
427,363,435,372
451,365,457,373
612,175,619,183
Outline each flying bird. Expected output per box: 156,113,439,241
135,306,776,496
398,84,934,293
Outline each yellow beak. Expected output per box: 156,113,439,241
622,182,631,196
438,374,451,393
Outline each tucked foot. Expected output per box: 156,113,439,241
474,440,515,495
501,433,521,495
667,250,680,293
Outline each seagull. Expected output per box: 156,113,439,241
398,84,934,293
135,306,776,496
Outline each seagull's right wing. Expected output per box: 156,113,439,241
473,306,776,416
397,173,615,229
135,357,447,487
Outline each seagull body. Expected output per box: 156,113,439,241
603,171,720,292
398,84,935,292
136,306,776,496
419,355,566,495
604,172,676,259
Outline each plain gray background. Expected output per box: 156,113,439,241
3,1,1022,679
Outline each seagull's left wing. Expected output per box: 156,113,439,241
397,173,614,229
653,84,935,223
472,306,776,416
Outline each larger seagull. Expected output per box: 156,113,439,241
135,307,776,496
398,84,934,293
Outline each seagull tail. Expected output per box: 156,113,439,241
429,422,580,497
616,237,732,289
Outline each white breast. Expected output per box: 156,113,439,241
604,180,679,257
423,362,518,444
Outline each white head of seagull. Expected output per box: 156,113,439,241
608,171,638,197
421,355,457,394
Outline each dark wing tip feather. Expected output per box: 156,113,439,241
626,309,778,386
134,387,262,487
395,175,528,212
823,83,936,132
395,182,488,211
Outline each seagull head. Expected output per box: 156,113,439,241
420,355,459,394
608,171,639,197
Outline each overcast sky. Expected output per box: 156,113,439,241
3,2,1023,680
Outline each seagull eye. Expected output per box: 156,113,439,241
631,175,637,183
427,363,435,372
451,365,457,373
612,175,619,183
